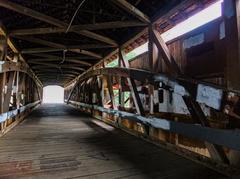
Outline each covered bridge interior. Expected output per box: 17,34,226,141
0,0,240,178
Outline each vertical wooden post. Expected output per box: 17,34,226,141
14,54,20,109
148,25,155,114
3,72,16,112
224,0,240,90
0,74,4,114
1,37,14,114
18,73,26,107
118,48,124,110
101,76,105,107
0,35,7,61
16,72,19,108
148,25,154,71
0,35,7,132
0,35,7,114
107,75,117,110
102,59,106,68
224,0,240,166
119,77,125,110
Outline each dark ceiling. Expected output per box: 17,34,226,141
0,0,184,86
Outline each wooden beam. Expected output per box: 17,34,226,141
28,58,93,63
118,49,124,109
29,53,96,60
151,28,181,75
18,73,26,107
36,72,79,77
64,44,115,49
0,35,7,61
21,47,101,59
28,58,92,66
29,61,90,67
70,48,102,59
62,59,92,66
40,78,75,82
0,73,5,114
31,65,86,72
3,72,16,112
148,25,154,71
77,30,117,47
16,36,102,59
38,76,76,80
106,76,117,110
28,58,63,62
34,69,80,75
10,27,66,36
224,0,240,91
28,53,60,59
10,21,147,36
29,61,77,68
40,77,74,82
41,79,74,83
70,21,147,31
111,0,150,23
40,77,74,81
148,26,157,114
37,73,76,77
14,36,107,51
0,34,7,114
21,47,62,54
14,36,65,49
0,0,66,27
38,76,74,79
66,80,81,103
0,0,117,46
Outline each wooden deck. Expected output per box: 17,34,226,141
0,104,227,179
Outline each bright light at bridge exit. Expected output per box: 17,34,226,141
43,85,64,103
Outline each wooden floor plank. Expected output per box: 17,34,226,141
0,104,227,179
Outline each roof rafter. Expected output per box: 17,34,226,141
0,0,66,27
37,74,76,78
21,47,62,54
32,65,86,72
28,58,92,66
29,60,91,67
10,21,147,36
29,53,96,60
22,48,102,59
38,75,76,79
39,76,75,81
14,36,102,59
34,69,80,75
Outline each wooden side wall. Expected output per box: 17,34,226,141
130,18,226,85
